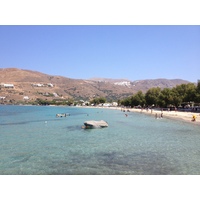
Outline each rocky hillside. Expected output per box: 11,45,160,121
0,68,190,103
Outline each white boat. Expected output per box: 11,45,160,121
56,113,70,117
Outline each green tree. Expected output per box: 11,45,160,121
158,88,173,107
145,87,161,106
90,97,106,105
120,97,131,107
171,88,183,107
98,97,106,104
130,91,146,107
174,83,196,103
195,80,200,102
197,80,200,92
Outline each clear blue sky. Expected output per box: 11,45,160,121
0,25,199,82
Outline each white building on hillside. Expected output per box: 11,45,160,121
32,83,54,87
47,83,54,87
23,96,29,100
0,83,14,88
53,93,59,97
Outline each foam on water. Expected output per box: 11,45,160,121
0,105,200,174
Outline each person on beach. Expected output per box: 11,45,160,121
161,112,163,118
192,115,196,122
155,113,158,119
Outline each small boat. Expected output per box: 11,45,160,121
56,113,70,117
82,120,108,129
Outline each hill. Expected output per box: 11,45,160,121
0,68,190,104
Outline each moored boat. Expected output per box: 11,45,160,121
56,113,70,117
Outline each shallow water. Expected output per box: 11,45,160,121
0,105,200,175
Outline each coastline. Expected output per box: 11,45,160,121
129,108,200,126
82,106,200,126
1,104,199,126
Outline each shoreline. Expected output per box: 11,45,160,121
130,108,200,126
82,106,200,126
1,104,200,126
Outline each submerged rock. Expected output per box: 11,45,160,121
83,120,108,129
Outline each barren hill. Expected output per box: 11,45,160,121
0,68,190,103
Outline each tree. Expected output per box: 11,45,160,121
158,88,173,107
171,88,183,107
120,81,200,108
195,80,200,103
174,83,196,103
197,80,200,92
130,91,146,107
145,87,161,107
120,97,131,107
98,97,106,104
90,97,106,105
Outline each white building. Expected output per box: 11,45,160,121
32,83,44,87
47,83,54,87
32,83,54,87
112,102,118,107
23,96,29,100
114,81,131,87
82,101,90,106
53,93,59,97
103,103,111,107
1,83,14,88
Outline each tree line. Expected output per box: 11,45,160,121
119,82,200,108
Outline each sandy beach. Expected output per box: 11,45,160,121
87,106,200,126
129,108,200,125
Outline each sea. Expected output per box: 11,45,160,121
0,105,200,175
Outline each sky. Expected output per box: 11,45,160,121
0,25,199,82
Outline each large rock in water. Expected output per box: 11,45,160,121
83,120,108,129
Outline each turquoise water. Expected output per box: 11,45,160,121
0,105,200,175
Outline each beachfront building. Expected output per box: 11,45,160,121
81,101,90,106
103,103,111,107
112,102,118,107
